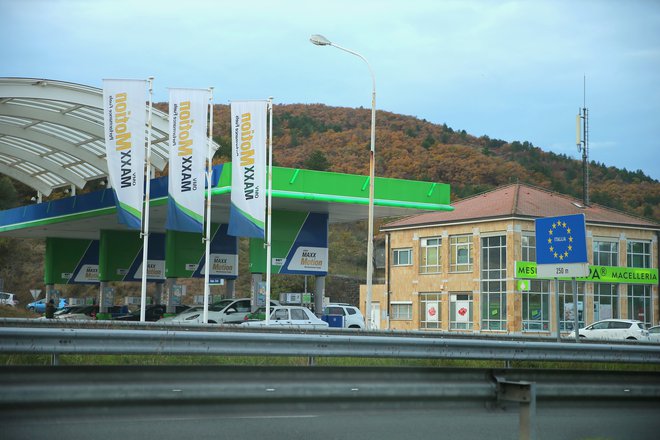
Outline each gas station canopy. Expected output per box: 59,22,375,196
0,164,453,239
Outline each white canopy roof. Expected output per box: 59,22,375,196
0,77,216,196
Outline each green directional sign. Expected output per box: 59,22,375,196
515,261,658,285
517,279,530,291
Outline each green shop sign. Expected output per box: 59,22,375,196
515,261,658,285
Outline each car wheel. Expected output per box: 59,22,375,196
208,320,217,324
626,337,637,341
348,325,361,329
579,335,586,338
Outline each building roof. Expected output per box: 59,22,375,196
382,183,660,231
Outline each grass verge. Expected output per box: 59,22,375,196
2,353,659,371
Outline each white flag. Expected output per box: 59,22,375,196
228,100,267,238
102,79,146,229
166,88,210,232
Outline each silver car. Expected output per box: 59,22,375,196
242,306,329,329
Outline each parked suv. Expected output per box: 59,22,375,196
323,303,365,329
568,319,649,341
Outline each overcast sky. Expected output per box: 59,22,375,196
2,0,659,180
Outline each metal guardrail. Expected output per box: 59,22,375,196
1,325,659,364
2,365,659,406
2,364,659,440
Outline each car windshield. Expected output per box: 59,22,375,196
590,321,609,330
209,300,234,311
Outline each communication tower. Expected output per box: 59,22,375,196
576,78,589,206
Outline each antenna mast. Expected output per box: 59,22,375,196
576,76,589,206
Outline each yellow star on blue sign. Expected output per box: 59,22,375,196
547,221,573,260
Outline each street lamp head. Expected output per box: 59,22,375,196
310,34,331,46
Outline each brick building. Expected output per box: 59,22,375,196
361,183,659,334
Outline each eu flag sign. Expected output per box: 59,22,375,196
535,214,589,278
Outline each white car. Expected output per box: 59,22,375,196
159,299,279,324
0,292,18,307
241,306,329,329
323,303,365,329
648,325,660,343
568,319,649,341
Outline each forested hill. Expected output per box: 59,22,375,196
208,103,658,222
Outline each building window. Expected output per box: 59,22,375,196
450,235,473,272
593,239,618,266
521,233,535,262
481,235,507,331
392,248,412,266
522,280,550,331
628,285,652,326
420,237,441,273
625,241,653,326
391,302,413,320
420,293,442,329
627,241,651,268
450,293,473,330
594,283,619,321
558,281,585,331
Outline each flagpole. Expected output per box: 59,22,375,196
140,76,154,323
203,88,214,324
265,98,273,325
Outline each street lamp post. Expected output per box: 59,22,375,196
310,34,376,330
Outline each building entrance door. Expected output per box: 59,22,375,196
370,302,380,330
